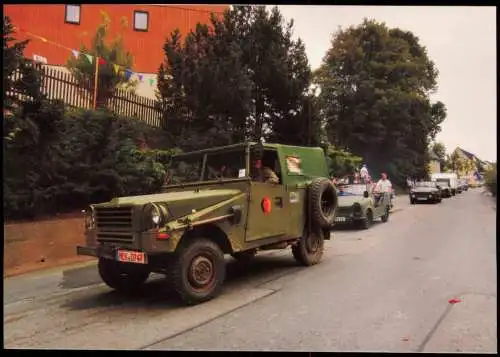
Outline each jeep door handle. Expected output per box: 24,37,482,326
274,197,283,207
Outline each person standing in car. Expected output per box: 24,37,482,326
374,172,393,206
360,164,369,183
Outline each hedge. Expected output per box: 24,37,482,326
3,100,179,221
484,164,497,197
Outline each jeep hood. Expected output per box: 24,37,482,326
338,195,365,207
103,189,243,218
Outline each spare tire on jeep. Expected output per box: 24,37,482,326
308,177,338,228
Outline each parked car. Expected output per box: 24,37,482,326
409,181,442,204
431,172,458,196
437,182,452,198
334,183,390,229
76,142,338,305
459,178,469,191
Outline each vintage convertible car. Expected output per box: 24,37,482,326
409,181,442,204
334,183,391,229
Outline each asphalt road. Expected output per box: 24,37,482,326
3,189,497,352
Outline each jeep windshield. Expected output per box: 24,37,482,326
167,148,247,184
338,184,366,196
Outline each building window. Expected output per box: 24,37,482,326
65,4,81,24
134,10,149,32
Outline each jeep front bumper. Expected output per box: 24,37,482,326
77,245,117,260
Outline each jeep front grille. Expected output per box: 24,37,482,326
97,232,134,243
94,206,134,243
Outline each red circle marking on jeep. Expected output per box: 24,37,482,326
261,197,272,214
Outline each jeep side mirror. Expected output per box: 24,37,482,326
363,191,369,198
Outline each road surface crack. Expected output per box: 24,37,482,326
416,303,454,352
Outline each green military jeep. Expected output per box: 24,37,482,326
77,142,338,305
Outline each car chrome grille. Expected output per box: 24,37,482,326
337,207,352,215
94,206,134,243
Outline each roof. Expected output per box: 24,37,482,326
455,147,477,161
172,142,323,158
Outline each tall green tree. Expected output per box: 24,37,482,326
3,16,42,143
315,19,447,184
67,11,137,108
429,141,447,170
157,5,315,150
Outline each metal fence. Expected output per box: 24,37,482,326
6,61,164,128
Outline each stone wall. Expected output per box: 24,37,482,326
4,213,93,277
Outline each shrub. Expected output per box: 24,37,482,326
484,164,497,197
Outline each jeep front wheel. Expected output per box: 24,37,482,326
292,229,325,266
98,258,150,294
171,238,225,305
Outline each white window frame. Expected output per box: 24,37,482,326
134,10,149,32
65,4,81,25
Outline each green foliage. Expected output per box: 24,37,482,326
4,104,176,221
157,5,316,151
484,163,497,197
3,16,43,142
67,11,137,108
315,19,447,185
429,141,446,161
324,145,363,177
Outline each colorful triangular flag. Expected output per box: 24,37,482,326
124,69,133,81
137,74,143,82
98,57,106,65
148,78,154,86
84,54,93,63
71,50,79,59
113,64,120,74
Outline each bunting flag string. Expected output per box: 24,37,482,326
15,27,157,87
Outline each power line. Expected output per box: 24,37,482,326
148,4,227,15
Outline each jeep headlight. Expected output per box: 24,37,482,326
152,204,162,226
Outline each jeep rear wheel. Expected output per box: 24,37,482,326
309,178,338,229
171,238,225,305
381,206,390,222
98,258,150,294
360,209,373,230
292,229,325,266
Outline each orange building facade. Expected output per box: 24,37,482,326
4,4,229,74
